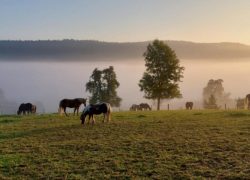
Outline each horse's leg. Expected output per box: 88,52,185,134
103,113,105,123
73,108,76,116
76,107,79,116
64,107,68,116
92,115,95,125
88,115,90,124
107,111,111,122
81,116,85,125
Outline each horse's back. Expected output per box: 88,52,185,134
139,103,151,110
60,99,74,108
85,102,111,114
94,103,111,114
18,103,33,113
60,98,85,108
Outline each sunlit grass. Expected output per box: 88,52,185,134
0,110,249,179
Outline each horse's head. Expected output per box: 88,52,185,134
80,98,87,107
80,112,86,124
83,98,87,107
80,104,90,124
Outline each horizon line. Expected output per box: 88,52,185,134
0,39,248,46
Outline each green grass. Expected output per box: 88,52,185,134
0,110,249,179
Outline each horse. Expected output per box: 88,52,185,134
185,102,193,110
17,103,33,115
139,103,151,110
58,98,87,116
245,94,250,110
80,102,111,125
236,98,245,109
130,104,141,111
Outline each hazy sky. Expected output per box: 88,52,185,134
0,0,250,44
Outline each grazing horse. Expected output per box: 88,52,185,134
139,103,151,111
59,98,87,116
80,103,111,125
236,98,245,109
130,104,141,111
17,103,33,115
185,102,194,110
245,94,250,110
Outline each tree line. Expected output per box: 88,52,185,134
87,39,235,110
1,40,250,60
86,39,184,110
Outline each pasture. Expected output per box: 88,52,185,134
0,110,249,179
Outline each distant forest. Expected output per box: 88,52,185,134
1,40,250,60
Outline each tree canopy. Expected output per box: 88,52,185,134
86,66,122,107
139,39,184,110
203,79,231,109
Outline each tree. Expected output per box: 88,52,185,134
203,79,230,108
86,66,122,107
204,94,219,109
139,39,184,110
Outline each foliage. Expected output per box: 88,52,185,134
86,66,122,107
0,111,249,179
139,39,184,110
203,79,231,108
204,94,219,109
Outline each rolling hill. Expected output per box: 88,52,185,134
0,40,250,60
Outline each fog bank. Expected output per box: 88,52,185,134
0,59,249,113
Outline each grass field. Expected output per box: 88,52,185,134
0,110,249,179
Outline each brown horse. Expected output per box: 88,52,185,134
245,94,250,110
80,102,111,125
185,102,193,110
59,98,87,116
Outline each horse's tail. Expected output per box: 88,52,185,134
32,105,36,114
58,101,63,115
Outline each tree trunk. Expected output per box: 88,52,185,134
157,97,161,110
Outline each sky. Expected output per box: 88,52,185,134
0,0,250,44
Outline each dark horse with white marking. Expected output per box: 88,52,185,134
80,102,111,125
59,98,87,116
17,103,33,115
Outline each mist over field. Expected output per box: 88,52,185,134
1,56,250,114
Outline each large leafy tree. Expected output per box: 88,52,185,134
203,79,231,109
139,39,184,110
86,66,122,107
